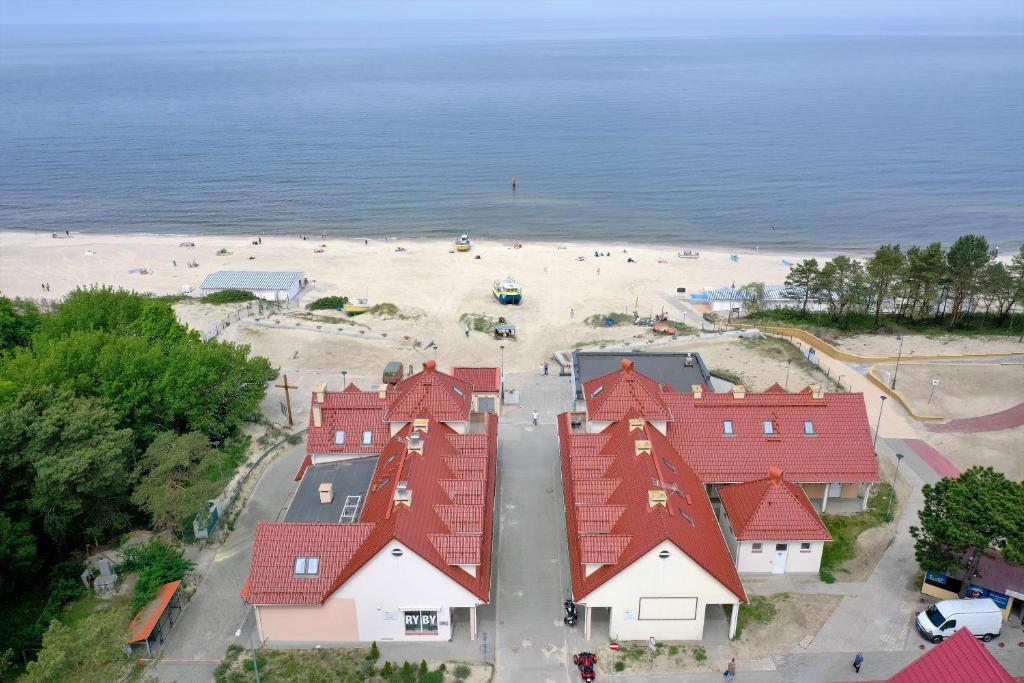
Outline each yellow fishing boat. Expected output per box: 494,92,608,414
454,234,471,252
343,297,370,315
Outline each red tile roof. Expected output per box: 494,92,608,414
245,412,498,605
559,413,747,603
718,468,832,541
385,361,474,423
452,367,501,393
299,383,389,479
583,359,672,421
839,628,1015,683
584,364,879,484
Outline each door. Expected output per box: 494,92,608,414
772,544,788,574
828,482,842,497
477,396,496,413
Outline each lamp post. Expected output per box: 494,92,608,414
499,344,505,394
784,360,791,391
837,375,845,392
873,395,887,449
886,453,904,523
434,346,438,362
235,607,261,683
890,335,905,389
341,370,347,389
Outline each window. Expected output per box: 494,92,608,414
723,420,734,436
775,543,788,551
375,475,392,491
803,421,815,435
294,556,320,576
385,453,397,466
592,385,604,397
404,610,439,634
751,543,763,553
800,542,812,552
662,457,676,473
453,386,465,397
763,421,775,435
334,430,346,445
941,619,956,631
362,430,373,445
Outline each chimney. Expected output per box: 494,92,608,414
407,430,424,454
628,418,644,431
692,384,703,400
394,481,412,507
648,489,668,508
769,466,783,484
810,384,824,399
621,358,634,372
423,360,437,373
315,382,326,403
319,482,334,504
412,418,429,432
378,383,388,399
312,403,322,428
634,440,652,457
732,384,746,400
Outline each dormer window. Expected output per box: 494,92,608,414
762,421,775,436
362,430,373,445
803,420,815,435
294,556,320,576
723,420,734,436
334,430,346,445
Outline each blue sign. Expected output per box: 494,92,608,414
926,571,947,586
967,584,1010,609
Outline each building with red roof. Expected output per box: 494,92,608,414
837,627,1015,683
581,360,880,513
244,362,499,644
718,467,832,575
451,366,502,415
558,411,748,641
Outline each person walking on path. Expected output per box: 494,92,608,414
852,652,863,674
532,410,539,426
724,658,736,680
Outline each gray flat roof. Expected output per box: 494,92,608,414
285,457,378,523
572,351,711,400
199,271,302,291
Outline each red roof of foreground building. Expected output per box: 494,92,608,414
452,367,501,393
298,383,389,479
559,413,746,603
837,628,1015,683
385,361,474,423
583,359,672,422
244,413,498,605
718,468,832,541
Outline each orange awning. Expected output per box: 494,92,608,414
128,580,182,644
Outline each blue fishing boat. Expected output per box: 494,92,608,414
492,275,522,304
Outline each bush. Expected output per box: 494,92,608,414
459,312,497,334
454,663,472,680
202,289,257,304
382,661,394,676
243,653,267,672
614,660,625,671
307,296,349,311
710,368,745,385
118,539,194,612
584,312,634,327
367,302,401,317
668,645,680,656
419,660,429,676
693,647,707,662
419,673,444,683
400,660,415,681
367,640,380,661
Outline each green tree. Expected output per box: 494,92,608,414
39,286,180,341
738,281,767,315
903,242,946,320
0,512,39,594
910,467,1024,591
131,432,221,534
782,259,819,313
1009,245,1024,340
865,244,905,326
816,256,867,324
945,234,992,330
0,296,41,352
979,262,1017,324
20,600,133,683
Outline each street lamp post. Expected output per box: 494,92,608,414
886,453,904,523
499,344,505,394
235,607,261,683
341,370,347,389
784,360,791,391
891,335,905,389
837,375,845,392
873,395,887,449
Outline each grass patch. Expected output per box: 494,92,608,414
307,295,349,311
573,338,619,350
710,367,745,385
216,646,471,683
723,594,783,640
692,646,707,662
584,312,634,327
819,482,893,581
202,289,257,304
460,312,498,334
366,302,406,319
745,308,1023,337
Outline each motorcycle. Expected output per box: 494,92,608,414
563,599,578,627
573,652,597,682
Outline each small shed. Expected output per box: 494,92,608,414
922,552,1024,623
199,271,305,302
127,580,183,656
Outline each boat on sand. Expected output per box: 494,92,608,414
455,234,472,252
343,297,370,315
492,275,522,304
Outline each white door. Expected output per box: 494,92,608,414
828,482,842,497
772,544,788,574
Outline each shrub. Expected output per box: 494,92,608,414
202,289,256,304
693,647,707,662
419,673,444,683
614,660,625,671
243,653,266,672
584,312,634,327
382,661,394,676
668,645,680,656
711,368,745,385
419,660,429,676
118,539,194,612
307,296,349,311
400,660,415,681
368,640,380,661
454,663,472,680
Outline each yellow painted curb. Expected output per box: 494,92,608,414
865,365,944,422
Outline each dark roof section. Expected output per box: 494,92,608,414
572,351,711,400
285,458,379,523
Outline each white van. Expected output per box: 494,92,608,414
916,598,1002,643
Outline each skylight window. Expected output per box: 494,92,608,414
334,430,346,445
592,385,604,397
362,430,373,445
453,386,465,397
803,421,815,435
723,420,734,436
375,475,392,491
763,421,775,435
294,556,320,576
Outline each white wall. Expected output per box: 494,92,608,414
735,541,823,574
581,540,741,641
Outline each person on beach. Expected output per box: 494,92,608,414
464,324,470,337
570,308,575,319
173,260,177,267
852,652,863,674
532,411,539,426
724,658,736,680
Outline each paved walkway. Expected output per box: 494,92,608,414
926,401,1024,433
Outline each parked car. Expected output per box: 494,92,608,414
915,598,1002,643
382,361,404,385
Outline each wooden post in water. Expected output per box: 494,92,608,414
275,374,299,426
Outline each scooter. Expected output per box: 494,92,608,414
573,652,597,681
563,599,578,627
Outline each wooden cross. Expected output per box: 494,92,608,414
275,374,299,426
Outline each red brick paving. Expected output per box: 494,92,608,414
925,402,1024,434
904,439,961,478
